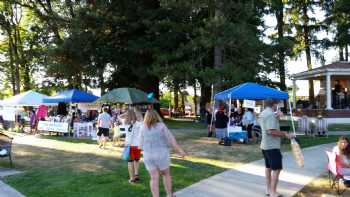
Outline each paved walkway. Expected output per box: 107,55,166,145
176,143,335,197
0,169,24,197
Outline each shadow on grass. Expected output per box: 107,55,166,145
39,135,97,144
164,119,207,130
1,143,225,197
294,174,350,197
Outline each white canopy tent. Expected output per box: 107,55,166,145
0,90,55,107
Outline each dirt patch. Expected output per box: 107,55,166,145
294,174,350,197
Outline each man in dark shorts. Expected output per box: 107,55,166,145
97,107,112,149
259,100,293,197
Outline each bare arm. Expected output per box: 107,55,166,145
268,129,293,139
163,124,187,157
268,129,287,137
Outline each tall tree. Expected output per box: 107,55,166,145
323,0,350,61
288,0,322,106
266,0,295,111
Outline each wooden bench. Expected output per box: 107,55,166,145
0,132,13,167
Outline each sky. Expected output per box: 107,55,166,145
263,8,338,97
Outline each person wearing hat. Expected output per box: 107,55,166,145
259,100,294,197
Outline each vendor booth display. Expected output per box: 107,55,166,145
38,89,100,138
214,83,289,143
214,82,304,167
96,88,157,140
0,91,53,132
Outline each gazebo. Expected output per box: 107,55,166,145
292,61,350,117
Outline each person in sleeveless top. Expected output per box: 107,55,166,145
120,108,144,184
334,136,350,176
139,110,186,197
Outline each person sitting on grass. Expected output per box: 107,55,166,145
333,136,350,175
120,108,144,184
139,110,187,197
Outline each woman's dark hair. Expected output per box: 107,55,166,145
338,136,350,156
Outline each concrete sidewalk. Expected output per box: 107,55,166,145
0,181,25,197
176,143,334,197
0,169,25,197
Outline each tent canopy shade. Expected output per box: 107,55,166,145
0,90,54,106
43,89,99,103
96,87,158,104
214,82,289,101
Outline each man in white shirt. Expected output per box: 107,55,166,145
97,107,112,149
259,100,293,197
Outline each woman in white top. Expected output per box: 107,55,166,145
140,110,186,197
334,136,350,175
120,108,144,183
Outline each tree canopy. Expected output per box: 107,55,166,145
0,0,349,110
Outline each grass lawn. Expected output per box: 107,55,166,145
328,123,350,132
0,119,346,197
163,118,207,129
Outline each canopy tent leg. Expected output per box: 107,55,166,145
209,100,215,132
228,94,232,137
292,80,297,109
288,100,296,135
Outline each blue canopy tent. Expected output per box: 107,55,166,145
214,82,289,101
212,82,295,140
43,89,99,103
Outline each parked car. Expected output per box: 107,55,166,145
160,108,170,116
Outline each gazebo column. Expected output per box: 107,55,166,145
326,73,332,110
292,79,297,109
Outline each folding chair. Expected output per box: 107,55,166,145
298,116,313,136
252,125,261,141
0,132,13,167
314,118,328,137
326,151,349,195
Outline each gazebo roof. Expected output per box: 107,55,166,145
292,61,350,80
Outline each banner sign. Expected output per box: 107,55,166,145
38,121,69,133
1,107,16,121
243,100,256,108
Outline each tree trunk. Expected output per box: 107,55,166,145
200,82,211,120
8,37,17,95
16,26,31,91
193,81,198,117
10,33,21,94
302,4,314,106
22,64,31,91
174,83,179,110
276,0,287,112
181,92,185,113
339,47,344,61
98,66,106,95
345,45,348,61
